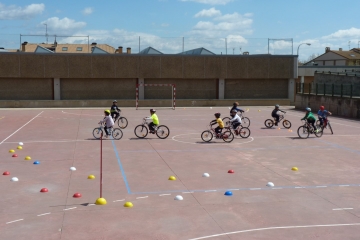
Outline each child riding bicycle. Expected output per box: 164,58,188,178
110,100,121,121
144,109,159,134
229,110,242,134
301,107,318,133
230,102,244,114
98,110,114,138
318,106,332,128
272,104,286,126
210,113,224,137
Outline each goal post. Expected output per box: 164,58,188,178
136,84,176,110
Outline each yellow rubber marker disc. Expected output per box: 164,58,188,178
17,146,22,150
291,167,298,171
9,149,15,153
25,156,31,160
95,198,107,205
168,176,176,181
88,175,95,179
124,202,133,208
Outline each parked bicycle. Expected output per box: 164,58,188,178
201,125,234,143
297,120,323,139
93,124,123,140
316,117,333,134
264,112,291,129
223,109,250,128
134,119,170,139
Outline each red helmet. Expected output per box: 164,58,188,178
320,106,325,111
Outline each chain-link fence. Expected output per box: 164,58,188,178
296,82,360,98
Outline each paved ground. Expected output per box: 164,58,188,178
1,106,360,240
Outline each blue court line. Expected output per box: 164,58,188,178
111,139,131,194
130,183,360,195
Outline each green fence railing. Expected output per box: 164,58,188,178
296,83,360,98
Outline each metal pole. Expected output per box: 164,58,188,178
350,85,353,99
20,34,21,50
316,83,318,95
292,38,293,55
268,38,269,54
341,84,343,98
182,37,184,53
100,131,103,198
324,84,326,96
225,38,227,55
139,36,140,53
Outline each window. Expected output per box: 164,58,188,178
62,47,68,51
76,47,83,51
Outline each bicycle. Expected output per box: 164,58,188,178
223,109,250,128
316,117,333,134
134,119,170,139
201,125,234,143
225,125,251,139
93,124,123,140
264,112,291,129
297,120,323,139
112,111,128,129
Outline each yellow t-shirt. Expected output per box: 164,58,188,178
216,118,224,128
151,114,159,125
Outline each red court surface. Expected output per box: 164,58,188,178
1,106,360,240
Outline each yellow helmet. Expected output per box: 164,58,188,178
104,110,110,114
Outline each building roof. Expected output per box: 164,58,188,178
331,50,360,60
179,47,215,55
35,45,54,53
91,46,109,54
21,43,115,53
304,48,360,65
139,47,163,55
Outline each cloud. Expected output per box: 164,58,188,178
181,0,232,5
161,23,169,27
322,27,360,40
194,7,221,18
0,3,45,20
190,11,253,38
82,7,93,15
40,17,86,34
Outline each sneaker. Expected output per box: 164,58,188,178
275,123,278,126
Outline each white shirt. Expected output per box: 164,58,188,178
99,115,114,127
230,114,242,124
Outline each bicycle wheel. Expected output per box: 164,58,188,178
134,125,148,138
282,120,292,129
201,130,213,142
112,128,123,140
314,127,323,138
264,119,274,128
117,117,128,129
222,117,231,127
92,128,103,139
241,117,250,128
222,130,234,143
328,122,333,134
238,127,251,138
156,125,170,139
297,126,309,139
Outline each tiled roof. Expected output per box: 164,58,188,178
22,43,115,53
331,50,360,60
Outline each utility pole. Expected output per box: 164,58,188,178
348,41,351,50
43,23,48,44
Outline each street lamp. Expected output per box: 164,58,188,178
297,43,311,56
43,23,48,44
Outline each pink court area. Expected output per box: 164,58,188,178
1,107,360,240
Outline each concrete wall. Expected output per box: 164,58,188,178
225,79,288,99
144,79,217,99
0,53,297,79
0,99,290,108
314,73,360,85
295,94,360,118
0,78,53,100
60,78,136,100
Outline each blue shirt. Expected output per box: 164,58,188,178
317,110,329,118
230,106,244,113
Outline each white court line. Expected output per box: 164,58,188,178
88,204,96,206
188,223,360,240
250,188,261,190
339,185,350,187
316,186,327,188
159,194,171,196
37,212,51,216
333,208,353,211
272,187,283,189
0,111,43,145
182,192,194,194
6,219,23,224
63,207,77,211
113,199,125,202
136,196,148,199
205,190,217,192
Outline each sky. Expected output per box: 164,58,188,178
1,0,360,61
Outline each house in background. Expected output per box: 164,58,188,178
138,47,163,55
298,47,360,85
20,42,116,54
178,47,215,55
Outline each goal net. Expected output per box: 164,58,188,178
136,84,176,110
